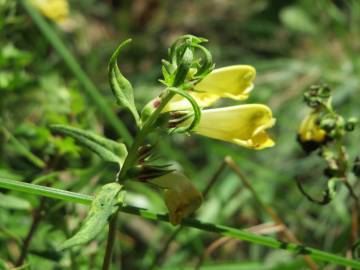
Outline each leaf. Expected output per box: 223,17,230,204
58,183,124,250
51,125,127,166
109,39,140,126
0,193,31,210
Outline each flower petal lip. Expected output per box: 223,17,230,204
194,65,256,100
190,104,275,149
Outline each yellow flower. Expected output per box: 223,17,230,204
151,172,203,225
31,0,69,23
164,65,256,111
297,112,327,152
142,64,275,149
183,104,275,149
298,112,326,143
167,65,274,149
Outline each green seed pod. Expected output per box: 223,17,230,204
345,117,358,132
320,118,336,132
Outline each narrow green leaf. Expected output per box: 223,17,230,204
51,125,127,166
109,39,140,126
58,183,124,250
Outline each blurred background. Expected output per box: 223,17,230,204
1,0,360,269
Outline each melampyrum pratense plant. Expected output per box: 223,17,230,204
49,35,276,266
296,84,359,205
296,84,360,258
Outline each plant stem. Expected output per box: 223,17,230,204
343,179,360,266
19,0,132,145
101,90,176,270
15,197,46,266
102,215,118,270
15,164,60,266
343,180,360,209
117,90,176,181
1,178,360,269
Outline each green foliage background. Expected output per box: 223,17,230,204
1,0,360,269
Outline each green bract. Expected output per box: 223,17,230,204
109,39,140,127
160,34,214,87
167,87,201,133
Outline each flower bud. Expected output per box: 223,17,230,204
327,116,345,139
172,48,193,87
319,118,336,132
161,35,214,87
303,84,331,108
